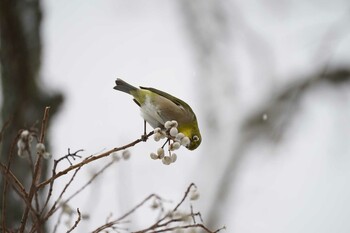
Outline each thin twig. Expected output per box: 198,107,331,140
39,106,50,144
40,149,84,216
0,117,11,144
132,183,210,233
34,107,51,211
173,183,196,212
63,158,116,207
19,106,50,233
1,127,19,232
94,183,221,233
42,167,81,222
66,208,81,233
190,204,196,224
1,176,8,232
0,162,40,224
37,131,154,189
58,148,84,166
135,183,196,233
144,224,226,233
0,162,28,203
91,194,161,233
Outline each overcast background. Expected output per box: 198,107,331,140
37,0,350,232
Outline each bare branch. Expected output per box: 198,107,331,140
0,163,28,203
91,194,161,233
42,166,81,222
19,107,51,233
0,118,11,144
37,131,154,189
92,183,223,233
66,208,81,233
2,107,222,233
40,148,84,216
173,183,196,212
63,158,116,207
143,224,226,233
39,107,50,144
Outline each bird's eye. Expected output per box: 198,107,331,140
193,135,199,142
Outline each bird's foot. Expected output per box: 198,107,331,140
141,120,148,141
141,133,148,142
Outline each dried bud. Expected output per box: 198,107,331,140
190,189,200,201
81,214,90,220
17,148,25,158
20,130,30,140
153,132,162,142
171,120,178,128
180,137,190,146
150,199,159,209
158,153,164,160
17,139,28,158
62,203,73,215
43,152,52,159
17,139,25,151
170,142,181,151
150,152,158,160
164,120,178,129
175,133,185,141
111,152,121,161
157,148,164,157
262,113,268,121
164,121,173,129
36,143,46,154
169,127,178,137
122,150,131,160
171,153,177,163
162,156,172,165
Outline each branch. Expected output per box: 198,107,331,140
145,224,226,233
19,107,51,233
0,118,11,144
41,166,81,223
40,148,84,217
39,106,50,144
0,163,27,200
92,183,224,233
61,158,116,208
207,68,350,227
91,194,161,233
66,208,81,233
173,183,196,212
37,131,154,189
43,153,116,222
1,127,20,231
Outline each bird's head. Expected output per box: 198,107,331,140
179,122,202,151
187,133,202,150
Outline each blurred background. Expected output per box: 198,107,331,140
1,0,350,232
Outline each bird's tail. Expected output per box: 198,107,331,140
113,78,138,94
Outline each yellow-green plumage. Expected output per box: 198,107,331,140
113,79,201,150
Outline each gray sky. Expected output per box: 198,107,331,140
41,0,350,232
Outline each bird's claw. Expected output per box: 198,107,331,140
141,134,148,142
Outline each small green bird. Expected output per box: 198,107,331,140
113,79,201,150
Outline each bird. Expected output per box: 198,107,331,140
113,78,201,150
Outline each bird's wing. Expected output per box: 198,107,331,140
140,86,195,117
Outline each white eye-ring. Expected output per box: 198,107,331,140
193,135,200,142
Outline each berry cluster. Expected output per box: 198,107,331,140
17,130,51,159
150,120,190,165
